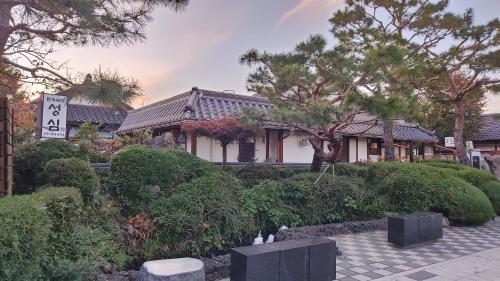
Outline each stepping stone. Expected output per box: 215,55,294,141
137,258,205,281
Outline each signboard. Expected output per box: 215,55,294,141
444,137,455,147
41,94,67,139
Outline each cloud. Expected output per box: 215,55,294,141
485,93,500,114
278,0,342,25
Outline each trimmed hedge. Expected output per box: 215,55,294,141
150,172,251,257
231,164,301,188
14,140,79,194
421,161,500,214
0,187,128,281
110,146,216,215
43,158,100,205
242,173,384,234
0,195,51,281
368,163,495,225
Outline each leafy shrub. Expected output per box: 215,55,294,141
368,163,495,225
231,164,301,188
335,163,368,178
0,195,51,281
14,140,79,194
242,180,301,233
110,146,215,215
242,173,383,233
150,172,251,257
421,161,500,214
43,158,100,205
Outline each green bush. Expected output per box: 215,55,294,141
150,172,251,257
421,161,500,214
110,146,215,215
14,140,79,194
242,173,384,233
0,195,51,281
335,163,368,178
368,163,495,225
43,158,100,205
242,180,301,233
231,164,301,188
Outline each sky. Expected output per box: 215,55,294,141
51,0,500,113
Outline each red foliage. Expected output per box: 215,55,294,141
181,118,252,145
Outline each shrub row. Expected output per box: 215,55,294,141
0,187,127,281
110,146,217,215
420,160,500,214
367,163,495,225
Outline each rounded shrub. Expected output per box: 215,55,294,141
43,158,100,205
421,161,500,214
110,146,216,215
14,140,78,194
335,163,368,178
149,172,251,258
0,195,51,280
368,163,495,225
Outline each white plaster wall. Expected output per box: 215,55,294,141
358,137,368,162
283,133,314,163
349,137,357,163
186,133,192,154
254,130,267,163
195,136,239,162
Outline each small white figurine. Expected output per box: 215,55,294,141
265,234,274,244
253,231,263,245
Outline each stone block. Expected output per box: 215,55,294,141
137,258,205,281
230,238,336,281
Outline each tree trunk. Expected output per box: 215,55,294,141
309,138,324,172
453,100,470,165
0,4,12,55
222,143,228,169
383,121,395,162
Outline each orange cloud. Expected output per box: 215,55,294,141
278,0,342,24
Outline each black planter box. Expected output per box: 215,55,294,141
230,238,336,281
388,212,443,247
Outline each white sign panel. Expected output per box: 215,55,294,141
41,94,68,139
444,137,455,147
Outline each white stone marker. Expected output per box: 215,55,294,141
137,258,205,281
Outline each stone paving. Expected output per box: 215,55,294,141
219,218,500,281
332,219,500,281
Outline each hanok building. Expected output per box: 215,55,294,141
117,88,438,163
472,114,500,156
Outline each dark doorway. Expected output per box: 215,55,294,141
239,136,255,162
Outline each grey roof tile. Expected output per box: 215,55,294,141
116,88,436,142
67,104,126,126
473,114,500,141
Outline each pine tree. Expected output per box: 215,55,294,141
241,35,376,171
330,0,499,165
0,0,188,88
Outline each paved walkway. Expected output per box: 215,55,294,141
333,219,500,281
219,219,500,281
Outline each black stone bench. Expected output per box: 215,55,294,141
388,212,443,247
230,238,336,281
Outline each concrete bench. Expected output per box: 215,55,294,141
388,212,443,247
230,237,336,281
136,258,205,281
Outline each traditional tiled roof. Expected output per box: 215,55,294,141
473,114,500,141
67,104,127,127
117,88,437,142
117,88,272,133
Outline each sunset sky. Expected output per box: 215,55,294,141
51,0,500,112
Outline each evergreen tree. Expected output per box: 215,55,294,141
0,0,188,88
331,0,499,165
241,35,376,172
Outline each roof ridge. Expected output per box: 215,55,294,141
130,91,192,113
197,88,270,103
